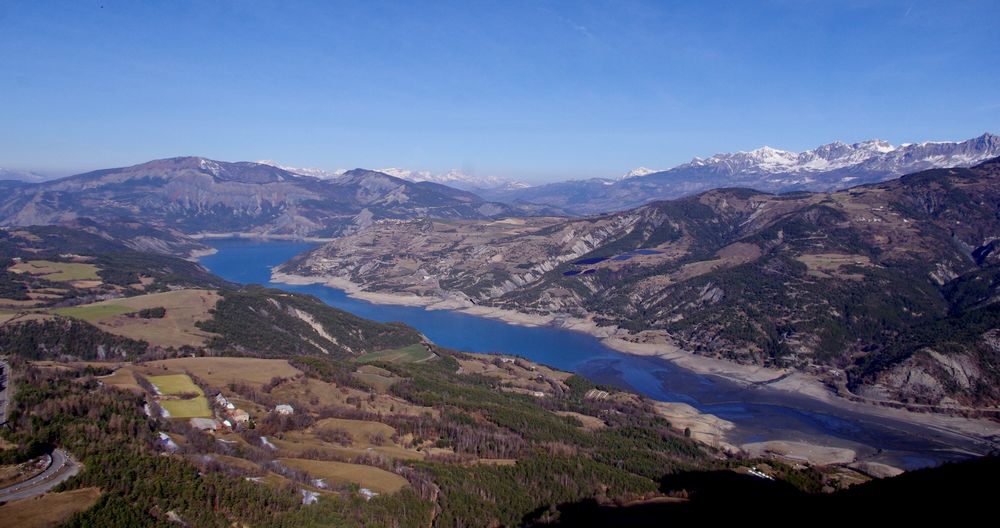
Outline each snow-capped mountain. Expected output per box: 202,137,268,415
488,133,1000,214
681,135,997,179
0,167,51,183
376,168,530,192
620,167,661,180
255,160,347,180
259,160,529,192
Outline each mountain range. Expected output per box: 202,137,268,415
0,167,49,183
481,133,1000,214
257,160,530,192
282,157,1000,409
0,156,563,248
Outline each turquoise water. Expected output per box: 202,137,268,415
200,238,990,469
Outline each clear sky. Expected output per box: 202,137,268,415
1,1,998,181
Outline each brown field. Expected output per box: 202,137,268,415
0,487,102,528
473,458,518,466
50,289,221,348
313,417,396,444
270,376,438,418
8,260,101,282
0,298,45,310
142,357,302,386
97,366,143,392
271,432,425,462
278,458,409,494
352,364,400,393
555,411,606,430
456,354,570,396
795,253,873,280
0,313,53,325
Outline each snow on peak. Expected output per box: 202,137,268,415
257,160,528,190
672,134,998,178
380,168,530,191
620,167,661,180
0,167,50,182
256,160,346,179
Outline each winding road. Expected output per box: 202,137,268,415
0,449,81,503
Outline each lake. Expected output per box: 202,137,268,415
200,238,988,469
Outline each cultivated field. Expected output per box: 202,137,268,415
795,253,873,280
147,374,203,395
143,357,302,386
0,487,101,528
8,260,101,282
160,397,212,418
269,375,439,418
50,304,133,321
278,458,409,494
358,343,435,364
352,364,400,392
97,367,143,392
147,373,212,418
456,354,572,395
48,289,221,348
312,417,396,444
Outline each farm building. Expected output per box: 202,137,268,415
190,417,218,431
214,393,229,407
229,409,250,424
274,404,294,415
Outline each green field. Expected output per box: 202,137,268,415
358,344,434,364
9,260,101,282
50,304,132,322
147,374,204,395
160,397,212,418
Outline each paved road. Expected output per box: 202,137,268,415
0,449,81,503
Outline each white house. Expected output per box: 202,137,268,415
274,404,294,415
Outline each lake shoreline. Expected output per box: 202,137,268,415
271,270,1000,462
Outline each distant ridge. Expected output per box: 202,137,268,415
484,133,1000,214
0,156,565,242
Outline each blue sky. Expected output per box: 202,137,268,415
1,1,998,181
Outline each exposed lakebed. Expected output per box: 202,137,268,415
200,238,991,470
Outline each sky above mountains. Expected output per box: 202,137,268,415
1,0,998,181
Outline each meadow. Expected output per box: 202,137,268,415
358,344,434,364
278,458,409,494
8,260,101,282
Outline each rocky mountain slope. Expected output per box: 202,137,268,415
0,157,563,244
281,158,1000,408
484,133,1000,214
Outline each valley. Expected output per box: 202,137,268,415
5,3,1000,524
279,159,1000,415
2,158,999,527
201,238,999,471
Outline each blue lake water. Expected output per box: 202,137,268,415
200,238,991,469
